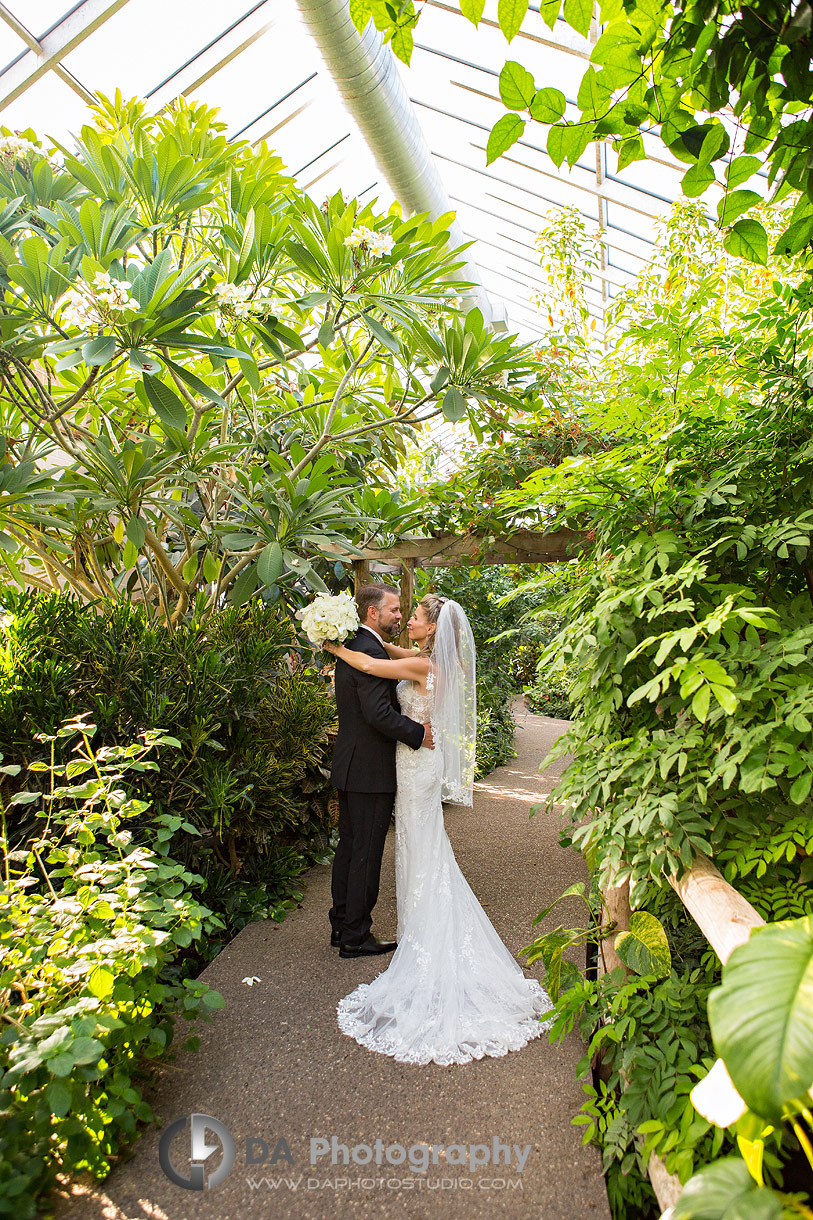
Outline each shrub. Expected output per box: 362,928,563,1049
0,720,224,1214
0,592,337,943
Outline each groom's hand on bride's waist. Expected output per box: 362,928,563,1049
421,723,435,749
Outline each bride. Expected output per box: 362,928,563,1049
323,594,553,1066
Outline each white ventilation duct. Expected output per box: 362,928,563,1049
296,0,505,330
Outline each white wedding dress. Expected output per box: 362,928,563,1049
336,679,554,1066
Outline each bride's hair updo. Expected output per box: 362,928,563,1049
417,594,447,657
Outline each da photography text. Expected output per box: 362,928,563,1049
158,1114,533,1192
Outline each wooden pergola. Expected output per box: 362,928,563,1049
320,527,585,645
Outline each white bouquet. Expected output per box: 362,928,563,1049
296,591,359,647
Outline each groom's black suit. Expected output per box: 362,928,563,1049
329,626,425,949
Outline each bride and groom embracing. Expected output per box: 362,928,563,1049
325,584,553,1067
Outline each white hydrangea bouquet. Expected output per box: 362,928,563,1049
296,591,359,647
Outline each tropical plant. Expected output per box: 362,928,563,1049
0,95,534,626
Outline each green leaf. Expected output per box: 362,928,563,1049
460,0,485,23
672,1158,781,1220
442,385,467,422
258,541,284,586
692,684,711,722
128,348,161,375
547,123,592,169
229,563,258,606
617,135,645,171
529,87,567,124
497,0,529,41
46,1079,72,1117
70,1036,104,1065
238,354,261,392
499,61,536,110
143,374,188,432
125,516,146,549
81,335,116,366
202,551,220,583
724,219,768,265
363,313,401,353
614,911,671,978
87,966,115,999
708,917,813,1123
564,0,593,38
430,365,449,393
201,989,226,1008
164,359,227,409
682,163,716,197
726,154,762,189
577,67,611,117
182,553,198,582
486,114,525,164
717,190,761,226
122,538,138,568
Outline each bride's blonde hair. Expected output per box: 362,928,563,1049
416,594,447,658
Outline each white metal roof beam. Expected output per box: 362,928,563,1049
0,3,98,104
295,0,500,329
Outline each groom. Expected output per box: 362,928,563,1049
329,583,434,958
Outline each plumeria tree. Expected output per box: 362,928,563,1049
0,95,534,626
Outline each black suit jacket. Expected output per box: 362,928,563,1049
330,628,425,792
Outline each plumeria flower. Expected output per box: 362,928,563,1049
344,226,394,258
212,280,255,329
60,271,139,331
242,975,262,986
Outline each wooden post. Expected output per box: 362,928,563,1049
399,559,415,648
599,870,631,977
352,559,370,595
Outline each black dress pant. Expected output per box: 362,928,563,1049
329,789,394,948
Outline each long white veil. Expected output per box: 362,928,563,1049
430,599,477,806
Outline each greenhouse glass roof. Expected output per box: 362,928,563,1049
0,0,727,341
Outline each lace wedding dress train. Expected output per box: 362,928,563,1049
337,682,554,1066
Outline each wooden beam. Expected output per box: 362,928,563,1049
319,527,585,567
667,852,764,966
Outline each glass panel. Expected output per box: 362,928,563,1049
0,68,90,138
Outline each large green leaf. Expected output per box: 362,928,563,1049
672,1158,781,1220
442,385,467,422
499,61,536,111
81,335,116,366
486,114,525,164
497,0,528,41
614,911,671,978
530,87,566,124
723,219,768,265
258,541,284,586
143,374,187,432
707,917,813,1123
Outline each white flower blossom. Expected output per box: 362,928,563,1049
0,135,40,160
344,226,394,258
242,976,261,986
296,591,359,647
60,271,140,331
212,280,255,329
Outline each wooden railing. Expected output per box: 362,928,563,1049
605,853,765,1218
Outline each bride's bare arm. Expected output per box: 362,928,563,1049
324,641,429,682
383,641,417,659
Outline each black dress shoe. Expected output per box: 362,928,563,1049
339,937,397,958
330,929,341,947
